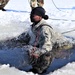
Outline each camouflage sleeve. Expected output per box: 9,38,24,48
30,0,44,9
16,32,31,45
30,0,37,9
0,0,9,5
37,0,44,7
39,26,52,51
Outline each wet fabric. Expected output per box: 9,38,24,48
30,19,73,51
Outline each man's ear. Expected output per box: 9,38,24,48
39,16,42,20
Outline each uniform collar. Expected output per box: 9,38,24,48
32,19,47,29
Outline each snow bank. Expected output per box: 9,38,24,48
49,62,75,75
0,11,31,40
0,64,38,75
0,62,75,75
5,0,31,11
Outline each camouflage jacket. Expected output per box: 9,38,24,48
0,0,9,9
29,19,73,51
0,0,9,5
30,0,44,9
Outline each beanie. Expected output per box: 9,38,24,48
31,7,49,20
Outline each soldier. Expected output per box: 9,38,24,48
0,0,9,11
30,0,44,9
27,7,73,73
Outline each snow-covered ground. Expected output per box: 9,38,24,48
0,0,75,75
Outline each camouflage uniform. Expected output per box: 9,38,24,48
30,0,44,9
28,19,73,73
30,19,73,51
0,0,9,10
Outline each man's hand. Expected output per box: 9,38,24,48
29,47,39,59
30,52,39,59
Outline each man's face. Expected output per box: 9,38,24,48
30,14,42,23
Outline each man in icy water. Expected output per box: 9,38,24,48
24,7,74,74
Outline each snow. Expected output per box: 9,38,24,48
0,0,75,75
0,11,30,40
49,62,75,75
0,64,37,75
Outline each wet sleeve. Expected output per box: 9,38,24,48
39,26,52,51
17,32,31,45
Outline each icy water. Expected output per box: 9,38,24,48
0,47,75,75
0,37,75,75
46,48,75,74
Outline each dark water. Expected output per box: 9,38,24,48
44,48,75,75
0,42,75,75
0,33,75,75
